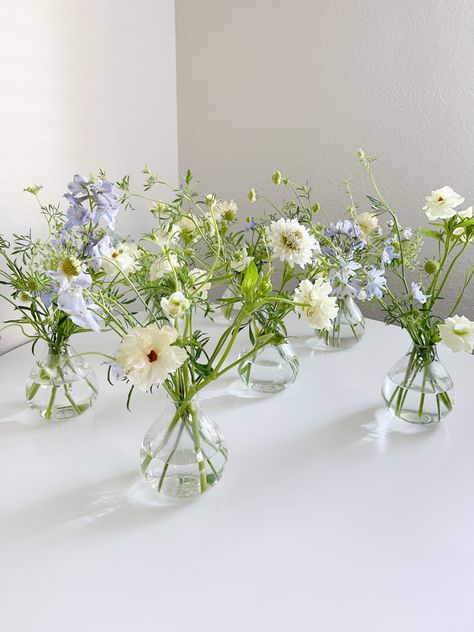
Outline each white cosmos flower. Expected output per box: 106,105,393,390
149,253,178,281
438,315,474,353
453,206,473,241
161,291,190,319
230,247,253,272
189,268,211,299
423,186,464,221
266,218,318,269
356,212,378,237
115,324,187,391
103,241,139,274
293,278,338,330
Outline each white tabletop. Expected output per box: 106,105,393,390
1,316,473,632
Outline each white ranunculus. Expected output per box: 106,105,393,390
266,218,318,269
356,212,378,237
115,324,187,391
230,247,253,272
293,278,338,330
423,186,464,221
149,253,178,281
438,315,474,353
161,291,190,319
104,241,139,274
189,268,211,299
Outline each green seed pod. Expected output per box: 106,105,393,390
424,259,439,275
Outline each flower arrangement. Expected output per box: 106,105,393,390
99,169,341,496
0,174,136,419
358,150,474,423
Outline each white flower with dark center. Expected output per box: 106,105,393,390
149,253,178,281
115,324,187,391
293,278,338,330
230,247,253,273
438,315,474,353
104,241,138,274
189,268,211,299
161,291,190,319
423,186,464,221
266,218,318,268
356,212,378,237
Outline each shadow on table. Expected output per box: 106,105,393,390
0,470,189,545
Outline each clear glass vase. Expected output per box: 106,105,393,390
25,342,98,420
318,296,365,349
382,344,454,424
238,341,299,393
140,395,228,499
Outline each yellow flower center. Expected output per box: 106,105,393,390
453,324,469,337
60,256,81,277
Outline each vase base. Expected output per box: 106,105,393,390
386,406,441,425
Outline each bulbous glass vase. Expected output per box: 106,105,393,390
25,342,98,421
382,344,454,424
140,396,228,499
318,296,365,349
238,341,299,393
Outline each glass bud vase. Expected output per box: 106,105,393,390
382,345,454,424
238,341,299,393
318,296,365,349
25,342,98,421
140,396,228,499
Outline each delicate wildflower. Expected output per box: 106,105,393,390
423,186,464,221
161,291,190,319
266,218,318,269
356,212,378,237
189,268,211,300
149,253,178,281
365,267,386,299
293,278,338,330
230,247,253,273
438,315,474,353
115,324,187,391
411,282,430,305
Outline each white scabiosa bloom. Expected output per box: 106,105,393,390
149,253,178,281
161,291,190,319
104,241,139,274
423,186,464,221
216,200,238,222
266,218,318,268
115,324,187,391
189,268,211,299
438,315,474,353
230,247,253,272
355,211,378,237
293,278,338,330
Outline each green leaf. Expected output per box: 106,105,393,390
241,260,258,301
418,228,442,240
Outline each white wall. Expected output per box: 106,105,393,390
0,0,178,353
176,0,474,318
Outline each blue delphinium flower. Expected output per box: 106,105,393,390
57,284,104,332
365,267,386,299
411,282,430,305
328,260,362,298
64,203,91,230
382,242,399,265
245,217,258,232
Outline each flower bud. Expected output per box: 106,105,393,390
312,203,320,214
272,171,282,186
424,259,439,275
248,188,257,203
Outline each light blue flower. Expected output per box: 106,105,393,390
58,285,103,332
49,265,92,293
382,243,399,265
411,282,430,305
365,267,386,299
64,203,91,230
